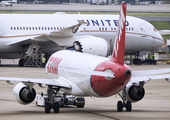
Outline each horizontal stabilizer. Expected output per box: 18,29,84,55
63,69,115,78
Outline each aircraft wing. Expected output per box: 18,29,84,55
130,68,170,84
0,77,71,89
6,20,87,46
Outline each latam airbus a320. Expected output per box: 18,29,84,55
0,2,169,113
0,5,163,64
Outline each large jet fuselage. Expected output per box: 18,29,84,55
0,14,163,59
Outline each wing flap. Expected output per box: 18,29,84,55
0,77,71,88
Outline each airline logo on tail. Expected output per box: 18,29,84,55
111,2,126,65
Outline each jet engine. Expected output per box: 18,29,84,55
13,83,36,105
68,36,110,57
120,83,145,103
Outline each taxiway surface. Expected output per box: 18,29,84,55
0,60,170,120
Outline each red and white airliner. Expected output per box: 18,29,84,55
0,2,170,113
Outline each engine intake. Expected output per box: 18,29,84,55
13,83,36,105
128,85,145,102
67,36,110,57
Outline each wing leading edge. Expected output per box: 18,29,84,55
0,77,71,88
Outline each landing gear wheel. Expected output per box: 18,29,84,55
45,102,51,113
53,102,59,113
126,101,132,112
77,105,84,108
19,58,24,67
117,101,123,112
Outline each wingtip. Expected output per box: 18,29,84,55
77,20,87,25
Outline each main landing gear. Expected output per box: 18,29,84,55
117,87,132,112
45,85,60,113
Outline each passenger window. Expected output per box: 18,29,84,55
42,27,43,30
20,27,22,30
23,27,25,30
99,27,101,31
14,27,16,30
132,28,133,31
11,27,13,30
51,27,53,30
35,27,37,30
32,27,34,30
114,28,116,31
48,27,50,30
54,27,56,30
105,27,107,31
39,27,40,30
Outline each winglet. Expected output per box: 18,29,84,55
110,2,127,65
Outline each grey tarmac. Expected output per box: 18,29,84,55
0,59,170,120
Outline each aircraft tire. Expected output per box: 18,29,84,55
19,58,24,67
117,101,123,112
126,101,132,112
45,103,51,113
53,102,59,113
77,105,84,108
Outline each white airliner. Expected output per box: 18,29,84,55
0,7,163,65
0,1,16,7
0,2,169,113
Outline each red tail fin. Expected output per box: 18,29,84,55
110,2,127,65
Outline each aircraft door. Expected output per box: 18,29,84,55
0,23,4,36
140,23,147,35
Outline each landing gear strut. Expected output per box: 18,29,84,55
45,85,60,113
117,87,132,112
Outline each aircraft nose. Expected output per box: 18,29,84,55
154,28,164,45
157,32,164,43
